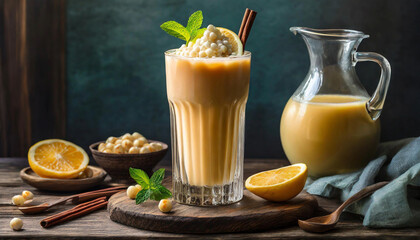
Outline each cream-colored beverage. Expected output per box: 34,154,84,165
280,95,380,177
166,55,250,186
163,19,252,205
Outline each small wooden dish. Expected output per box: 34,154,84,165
20,166,107,192
89,140,168,183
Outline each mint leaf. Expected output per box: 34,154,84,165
136,188,151,204
150,168,165,186
190,28,206,43
150,185,172,201
130,168,172,204
129,167,150,188
160,21,190,42
186,10,203,33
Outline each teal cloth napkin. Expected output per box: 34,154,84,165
305,137,420,228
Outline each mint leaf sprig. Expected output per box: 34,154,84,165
129,167,172,204
160,10,206,45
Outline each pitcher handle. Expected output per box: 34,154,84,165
353,52,391,121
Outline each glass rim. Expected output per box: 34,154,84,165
290,27,369,39
164,49,251,60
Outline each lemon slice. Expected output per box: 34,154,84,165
245,164,308,202
217,27,243,56
28,139,89,179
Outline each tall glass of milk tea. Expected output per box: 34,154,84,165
165,27,251,206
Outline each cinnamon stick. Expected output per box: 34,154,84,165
41,198,106,225
71,186,126,204
41,197,108,228
41,197,106,223
76,186,126,196
238,8,257,49
74,189,125,203
73,196,106,209
238,8,250,39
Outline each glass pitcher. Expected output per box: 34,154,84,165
280,27,391,177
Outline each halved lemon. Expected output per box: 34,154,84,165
245,163,308,202
28,139,89,179
217,27,243,56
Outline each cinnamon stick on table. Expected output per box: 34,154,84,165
41,197,108,228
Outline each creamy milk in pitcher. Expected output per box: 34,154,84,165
281,27,391,177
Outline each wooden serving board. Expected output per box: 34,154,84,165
108,187,318,233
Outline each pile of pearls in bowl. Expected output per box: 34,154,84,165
98,132,163,154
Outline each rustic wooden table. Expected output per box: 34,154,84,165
1,158,419,239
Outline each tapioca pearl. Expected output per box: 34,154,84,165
199,51,207,58
200,45,207,51
128,147,140,154
132,132,143,139
113,144,124,154
190,51,198,57
207,24,216,32
158,199,172,213
139,146,150,154
12,195,25,206
10,218,23,231
209,32,217,41
106,137,117,144
205,49,215,57
127,185,140,199
210,43,218,50
121,139,133,150
98,143,106,152
22,191,34,200
105,143,115,150
203,30,210,38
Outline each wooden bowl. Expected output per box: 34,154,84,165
89,140,168,183
20,166,107,192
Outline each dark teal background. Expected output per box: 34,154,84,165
67,0,420,161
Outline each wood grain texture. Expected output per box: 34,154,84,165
1,158,419,239
0,0,31,157
0,0,66,157
108,190,318,233
20,166,107,192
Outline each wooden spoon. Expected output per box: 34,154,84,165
19,195,78,214
298,181,389,233
18,186,126,214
